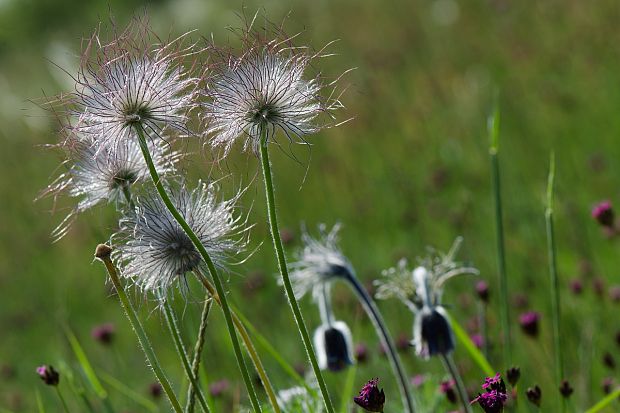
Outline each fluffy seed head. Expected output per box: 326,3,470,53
289,223,354,300
202,18,345,156
57,19,199,149
40,128,178,240
113,181,247,293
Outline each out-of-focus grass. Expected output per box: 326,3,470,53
2,0,620,411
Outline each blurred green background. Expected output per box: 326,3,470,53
2,0,620,411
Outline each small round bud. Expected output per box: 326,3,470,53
559,380,574,398
475,280,490,303
592,201,614,228
526,385,542,406
506,366,521,386
36,365,59,386
94,244,113,260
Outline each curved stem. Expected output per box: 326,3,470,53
317,283,334,326
186,297,213,413
345,274,416,413
160,293,210,413
95,248,183,413
258,130,335,413
440,353,472,413
195,271,281,413
134,125,261,413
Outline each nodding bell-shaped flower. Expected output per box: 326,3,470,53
375,237,478,360
313,320,354,372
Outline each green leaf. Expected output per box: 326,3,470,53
99,371,159,412
585,388,620,413
451,317,494,377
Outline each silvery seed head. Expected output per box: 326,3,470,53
202,19,345,156
313,320,355,372
113,181,247,293
40,127,178,240
289,223,355,300
60,19,199,149
276,380,324,413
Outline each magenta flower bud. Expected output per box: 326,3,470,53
519,311,540,338
476,280,490,302
36,365,59,386
471,334,484,349
592,201,614,228
440,379,457,404
91,323,115,345
355,343,369,363
470,373,507,413
209,379,230,398
353,378,385,412
569,278,583,295
149,382,163,398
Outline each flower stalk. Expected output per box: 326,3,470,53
186,297,213,413
440,353,472,413
133,124,261,412
258,127,335,413
95,245,183,413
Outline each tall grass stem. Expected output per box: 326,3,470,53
186,297,213,413
258,128,335,413
440,354,472,413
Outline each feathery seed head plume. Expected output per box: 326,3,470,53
113,181,248,293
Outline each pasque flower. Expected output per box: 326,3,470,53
202,21,345,156
113,181,247,293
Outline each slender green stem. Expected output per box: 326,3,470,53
194,271,281,413
440,354,472,413
56,387,71,413
95,247,183,413
479,302,489,361
545,153,564,412
489,107,511,366
186,297,213,413
160,293,210,413
258,129,334,413
133,125,261,413
345,274,416,413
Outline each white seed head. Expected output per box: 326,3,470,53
40,128,178,240
289,223,354,300
276,379,323,412
112,181,247,293
62,21,199,147
203,27,345,156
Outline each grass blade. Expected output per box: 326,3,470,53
451,316,494,376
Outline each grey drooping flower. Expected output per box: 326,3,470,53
61,20,199,149
40,128,178,240
313,319,355,372
113,181,247,293
375,237,478,359
202,21,345,156
289,223,355,300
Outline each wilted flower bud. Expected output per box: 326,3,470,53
353,378,385,412
526,385,541,406
36,365,59,386
506,366,521,386
413,306,455,359
313,321,354,372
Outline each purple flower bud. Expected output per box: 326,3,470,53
36,365,59,386
355,343,369,363
91,323,115,345
440,379,457,404
476,281,490,303
519,311,540,338
471,334,484,349
592,201,614,228
526,385,541,406
209,379,230,398
602,377,614,395
353,378,385,412
559,380,574,398
149,382,163,398
506,366,520,387
603,352,616,369
470,373,507,413
569,278,584,295
411,374,426,388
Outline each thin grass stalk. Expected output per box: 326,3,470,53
194,270,281,413
478,301,489,361
94,247,183,413
56,388,71,413
160,294,210,413
345,274,416,413
488,106,512,367
545,153,564,412
258,128,335,413
133,125,261,413
186,297,213,413
440,354,472,413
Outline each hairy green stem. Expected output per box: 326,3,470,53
489,107,511,367
186,297,213,413
258,129,335,413
160,294,210,413
345,274,416,413
134,125,261,412
194,271,281,413
545,153,564,412
95,248,183,413
440,353,472,413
